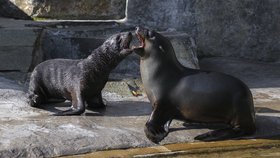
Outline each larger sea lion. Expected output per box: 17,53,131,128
28,32,133,115
133,27,256,143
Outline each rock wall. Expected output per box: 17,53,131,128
0,0,32,20
1,0,279,63
127,0,280,62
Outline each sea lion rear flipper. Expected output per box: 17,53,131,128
194,127,245,141
86,93,106,110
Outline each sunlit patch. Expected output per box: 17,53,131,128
159,45,165,53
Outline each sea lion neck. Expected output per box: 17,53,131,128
76,49,117,78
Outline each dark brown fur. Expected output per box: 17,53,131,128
28,32,133,115
133,27,255,143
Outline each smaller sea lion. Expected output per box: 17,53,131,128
28,32,133,115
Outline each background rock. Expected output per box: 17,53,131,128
0,0,32,20
2,0,279,62
127,0,280,62
9,0,126,20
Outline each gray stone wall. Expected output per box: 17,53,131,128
1,0,279,62
127,0,196,31
127,0,280,62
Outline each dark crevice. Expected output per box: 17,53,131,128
0,70,20,72
28,29,45,72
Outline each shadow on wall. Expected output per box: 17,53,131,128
0,0,32,20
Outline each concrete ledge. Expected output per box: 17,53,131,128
65,138,280,158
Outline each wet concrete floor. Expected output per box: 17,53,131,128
0,57,280,157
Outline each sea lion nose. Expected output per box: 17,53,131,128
136,26,142,32
127,32,132,40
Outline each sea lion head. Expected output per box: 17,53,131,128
133,27,175,59
102,32,133,58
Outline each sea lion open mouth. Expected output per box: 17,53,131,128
134,27,145,48
123,32,133,50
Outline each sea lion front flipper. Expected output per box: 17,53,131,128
28,94,42,107
144,103,172,143
53,106,86,116
53,91,85,116
52,108,74,116
194,127,245,141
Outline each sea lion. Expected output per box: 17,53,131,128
28,32,133,115
133,27,256,143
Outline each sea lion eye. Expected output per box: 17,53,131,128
159,45,165,52
116,35,121,44
148,31,155,38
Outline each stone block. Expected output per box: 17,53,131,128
11,0,126,20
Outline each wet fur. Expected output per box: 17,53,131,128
28,32,132,115
134,27,256,143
